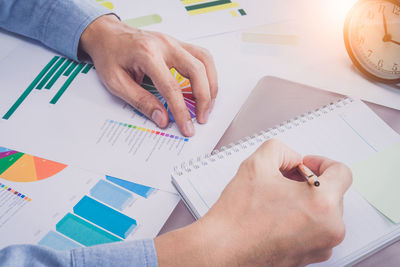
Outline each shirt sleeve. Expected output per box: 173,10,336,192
0,0,112,61
0,239,158,267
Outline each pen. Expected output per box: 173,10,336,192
297,164,320,187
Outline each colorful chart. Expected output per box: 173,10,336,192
181,0,247,17
140,68,196,122
0,147,67,182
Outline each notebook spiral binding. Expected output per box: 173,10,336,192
173,97,353,177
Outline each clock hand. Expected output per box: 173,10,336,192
389,39,400,46
382,10,388,36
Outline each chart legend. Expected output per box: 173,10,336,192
2,56,92,120
0,182,31,227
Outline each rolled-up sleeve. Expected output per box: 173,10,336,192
0,239,158,267
0,0,112,61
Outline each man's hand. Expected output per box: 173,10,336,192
79,15,218,137
155,139,352,266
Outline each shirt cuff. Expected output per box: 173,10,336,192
43,0,113,61
71,239,158,267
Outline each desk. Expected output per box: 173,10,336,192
159,77,400,266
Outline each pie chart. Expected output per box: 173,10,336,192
140,68,196,122
0,147,67,182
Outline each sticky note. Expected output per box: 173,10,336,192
351,142,400,223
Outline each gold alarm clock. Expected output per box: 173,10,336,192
344,0,400,83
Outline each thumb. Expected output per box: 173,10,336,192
252,139,302,177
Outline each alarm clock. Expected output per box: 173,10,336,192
344,0,400,83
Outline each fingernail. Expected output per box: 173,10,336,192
210,99,215,113
152,109,163,127
185,120,195,136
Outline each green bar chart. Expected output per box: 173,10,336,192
2,56,93,120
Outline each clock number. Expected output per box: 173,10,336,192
378,59,384,68
393,63,399,71
394,5,400,15
367,49,373,57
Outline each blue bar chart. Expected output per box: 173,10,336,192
73,196,137,239
90,180,134,211
38,176,158,250
56,213,122,247
38,231,81,250
106,175,156,198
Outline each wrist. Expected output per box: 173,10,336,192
78,14,122,61
154,219,224,267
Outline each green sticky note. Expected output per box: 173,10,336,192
351,142,400,223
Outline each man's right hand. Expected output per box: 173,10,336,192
155,139,352,266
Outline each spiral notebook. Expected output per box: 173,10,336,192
172,94,400,266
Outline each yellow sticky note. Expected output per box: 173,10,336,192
351,142,400,223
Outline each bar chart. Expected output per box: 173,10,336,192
181,0,247,17
2,56,92,120
38,175,159,250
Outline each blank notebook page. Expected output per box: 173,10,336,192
172,99,400,266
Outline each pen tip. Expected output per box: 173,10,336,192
314,181,320,187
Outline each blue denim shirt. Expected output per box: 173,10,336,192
0,0,110,61
0,1,159,266
0,240,158,267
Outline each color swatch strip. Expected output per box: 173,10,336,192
2,56,93,120
140,68,196,121
0,182,31,202
107,120,189,142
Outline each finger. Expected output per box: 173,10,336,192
145,59,195,137
252,139,302,176
170,48,211,124
179,42,218,112
303,155,353,196
103,68,169,128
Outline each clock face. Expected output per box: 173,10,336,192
344,0,400,83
